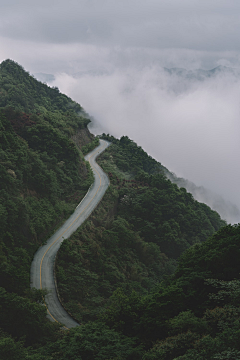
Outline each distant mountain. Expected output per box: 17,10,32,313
163,65,240,81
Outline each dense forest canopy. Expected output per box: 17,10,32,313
1,60,240,360
0,59,98,357
0,59,84,117
54,135,239,359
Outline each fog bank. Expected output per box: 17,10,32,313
54,66,240,224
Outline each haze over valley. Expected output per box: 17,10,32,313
50,64,240,223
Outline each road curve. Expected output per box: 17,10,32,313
30,139,110,329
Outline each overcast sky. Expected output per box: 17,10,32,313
1,0,240,222
1,0,240,71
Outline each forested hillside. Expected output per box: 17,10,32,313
1,60,240,360
53,135,240,360
56,135,225,325
0,59,98,358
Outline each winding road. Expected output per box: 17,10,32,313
30,139,110,329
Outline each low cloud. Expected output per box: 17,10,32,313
54,64,240,223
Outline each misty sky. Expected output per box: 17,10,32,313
1,0,240,222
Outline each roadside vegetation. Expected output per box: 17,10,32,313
0,60,96,356
53,135,240,360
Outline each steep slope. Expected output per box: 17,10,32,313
55,134,226,326
0,60,98,350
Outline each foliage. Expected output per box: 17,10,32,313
39,322,141,360
0,59,94,354
56,185,172,324
0,59,88,126
0,333,28,360
98,135,225,258
55,134,230,358
81,137,100,155
2,60,239,359
0,287,59,346
117,224,240,358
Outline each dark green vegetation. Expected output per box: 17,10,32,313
81,137,100,155
0,60,98,357
1,60,240,359
56,136,225,323
54,135,240,359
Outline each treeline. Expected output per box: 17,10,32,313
100,135,225,257
0,59,85,119
100,134,168,175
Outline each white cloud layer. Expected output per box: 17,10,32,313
53,66,240,223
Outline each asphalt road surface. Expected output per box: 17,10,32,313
30,139,110,329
